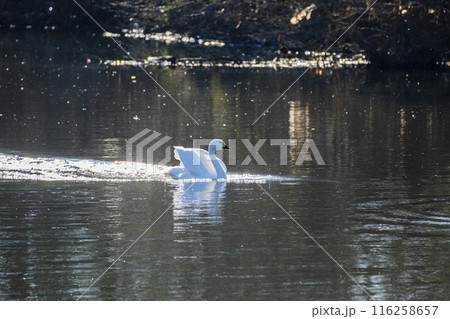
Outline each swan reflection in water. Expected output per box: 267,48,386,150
172,181,227,232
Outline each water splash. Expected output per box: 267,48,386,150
0,153,301,183
0,153,167,182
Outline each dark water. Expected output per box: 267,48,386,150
0,31,449,300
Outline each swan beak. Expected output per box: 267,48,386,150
223,143,230,150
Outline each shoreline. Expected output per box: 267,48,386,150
1,1,449,70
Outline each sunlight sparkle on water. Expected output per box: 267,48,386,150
0,153,300,183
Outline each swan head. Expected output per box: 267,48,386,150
208,139,230,153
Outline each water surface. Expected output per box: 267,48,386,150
0,30,449,300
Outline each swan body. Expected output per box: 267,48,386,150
169,139,230,180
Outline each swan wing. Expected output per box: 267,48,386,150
173,147,217,179
169,166,196,179
173,147,181,161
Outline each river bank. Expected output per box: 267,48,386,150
1,1,449,69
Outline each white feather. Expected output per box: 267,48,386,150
169,139,229,180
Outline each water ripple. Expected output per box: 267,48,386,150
0,153,299,183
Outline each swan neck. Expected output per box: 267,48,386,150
209,152,217,161
211,157,226,179
209,143,226,179
208,145,217,155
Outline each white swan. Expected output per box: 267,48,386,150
169,139,230,180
